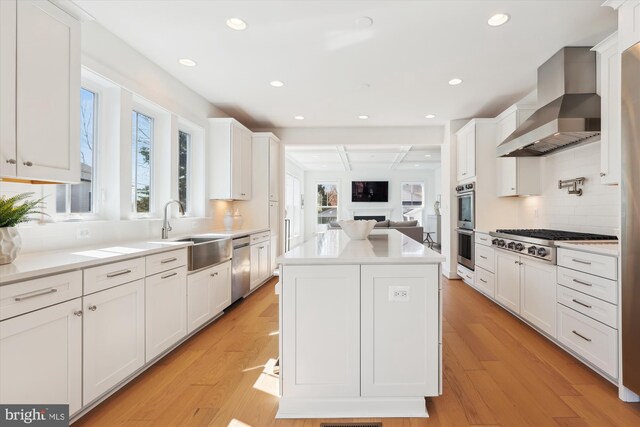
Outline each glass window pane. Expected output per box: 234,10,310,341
178,130,190,210
132,111,153,213
317,183,338,224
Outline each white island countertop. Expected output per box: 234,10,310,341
277,229,445,265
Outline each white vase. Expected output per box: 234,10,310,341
0,227,22,265
223,210,234,231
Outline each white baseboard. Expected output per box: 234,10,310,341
277,396,428,419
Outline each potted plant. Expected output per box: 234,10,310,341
0,192,46,264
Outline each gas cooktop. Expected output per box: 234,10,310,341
494,229,618,242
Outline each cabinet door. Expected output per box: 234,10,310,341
618,0,640,51
83,280,145,404
361,264,440,397
281,265,360,397
0,298,82,415
249,244,261,290
495,251,521,313
259,241,270,283
230,122,244,200
187,267,215,333
270,235,279,274
456,131,467,181
600,41,621,185
0,0,16,177
240,127,252,199
145,267,187,362
269,138,279,201
16,0,79,182
497,158,517,196
269,201,279,236
211,260,231,316
520,258,557,337
465,125,476,179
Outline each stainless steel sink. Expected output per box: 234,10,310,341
175,236,232,271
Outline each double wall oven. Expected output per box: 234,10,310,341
456,183,475,270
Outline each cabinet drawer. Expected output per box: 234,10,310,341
250,231,270,244
475,267,495,298
475,232,492,247
457,265,475,286
146,249,187,276
557,248,617,280
0,271,82,320
557,266,617,304
557,304,618,378
83,257,145,295
475,244,495,273
557,285,617,329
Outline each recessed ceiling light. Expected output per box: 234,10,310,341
178,58,197,67
487,13,510,27
270,80,284,87
425,114,436,119
358,115,369,119
226,17,247,31
321,164,327,168
424,154,432,158
414,164,420,167
294,115,305,120
448,78,463,86
312,155,319,159
355,16,374,28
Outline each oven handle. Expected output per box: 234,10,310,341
455,228,474,236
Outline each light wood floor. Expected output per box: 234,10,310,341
75,277,640,427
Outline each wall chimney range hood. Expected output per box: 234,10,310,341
497,47,601,157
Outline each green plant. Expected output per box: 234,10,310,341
0,192,47,227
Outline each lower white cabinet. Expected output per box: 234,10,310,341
475,267,495,298
145,267,187,362
0,298,82,415
187,260,231,334
495,250,521,313
250,240,271,290
520,257,557,337
83,279,145,404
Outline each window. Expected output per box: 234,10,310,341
401,182,424,225
56,87,97,215
131,111,154,214
316,182,338,224
178,130,190,211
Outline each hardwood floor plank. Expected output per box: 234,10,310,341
465,369,531,426
442,331,483,370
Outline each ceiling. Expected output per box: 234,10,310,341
75,1,616,128
286,145,441,171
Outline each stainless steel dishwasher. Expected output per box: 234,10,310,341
231,235,251,303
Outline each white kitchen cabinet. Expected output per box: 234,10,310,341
495,250,521,313
83,279,145,404
250,240,271,290
187,260,231,334
593,33,622,185
0,0,80,182
475,267,495,299
361,264,439,397
456,122,476,182
615,0,640,51
145,267,187,362
520,257,557,337
269,135,280,202
209,118,252,200
0,298,82,415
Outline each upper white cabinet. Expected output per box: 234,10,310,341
0,0,80,182
456,122,476,182
269,135,280,202
209,118,252,200
495,107,541,196
614,0,640,51
593,33,621,185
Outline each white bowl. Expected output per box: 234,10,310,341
338,219,377,240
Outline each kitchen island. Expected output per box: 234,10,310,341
276,229,445,419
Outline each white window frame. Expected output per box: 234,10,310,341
177,128,192,214
400,181,425,225
316,181,339,226
130,104,156,218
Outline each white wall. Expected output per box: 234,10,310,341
302,168,439,241
516,142,620,236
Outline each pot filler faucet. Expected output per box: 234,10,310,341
162,200,185,239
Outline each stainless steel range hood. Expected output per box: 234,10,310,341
497,47,601,157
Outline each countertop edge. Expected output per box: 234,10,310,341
555,241,620,257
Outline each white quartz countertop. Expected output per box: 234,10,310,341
555,241,620,257
277,229,445,265
205,227,270,238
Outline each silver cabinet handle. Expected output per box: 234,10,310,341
572,278,592,287
161,272,177,279
88,305,97,311
572,299,592,309
600,172,606,177
14,288,57,301
480,255,487,259
572,330,592,342
5,158,16,164
210,272,218,277
480,278,487,283
106,269,132,278
572,258,592,265
514,260,519,264
160,257,177,264
511,187,515,190
74,310,83,317
23,161,33,167
259,246,265,249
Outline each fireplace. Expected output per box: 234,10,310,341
354,215,386,222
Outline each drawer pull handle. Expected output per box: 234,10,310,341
572,299,592,309
479,237,487,241
5,158,16,164
480,278,487,283
73,310,83,317
160,257,178,264
23,161,33,167
88,305,97,311
572,330,592,342
106,269,132,278
480,255,487,259
161,272,178,279
515,260,519,264
572,258,592,265
14,288,57,301
210,272,218,277
572,278,593,287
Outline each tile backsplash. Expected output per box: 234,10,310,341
517,142,620,237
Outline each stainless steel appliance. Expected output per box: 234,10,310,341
497,47,601,157
456,183,475,229
621,41,640,395
489,229,617,264
231,235,251,303
456,227,474,270
175,236,232,271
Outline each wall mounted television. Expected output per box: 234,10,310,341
351,181,389,202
